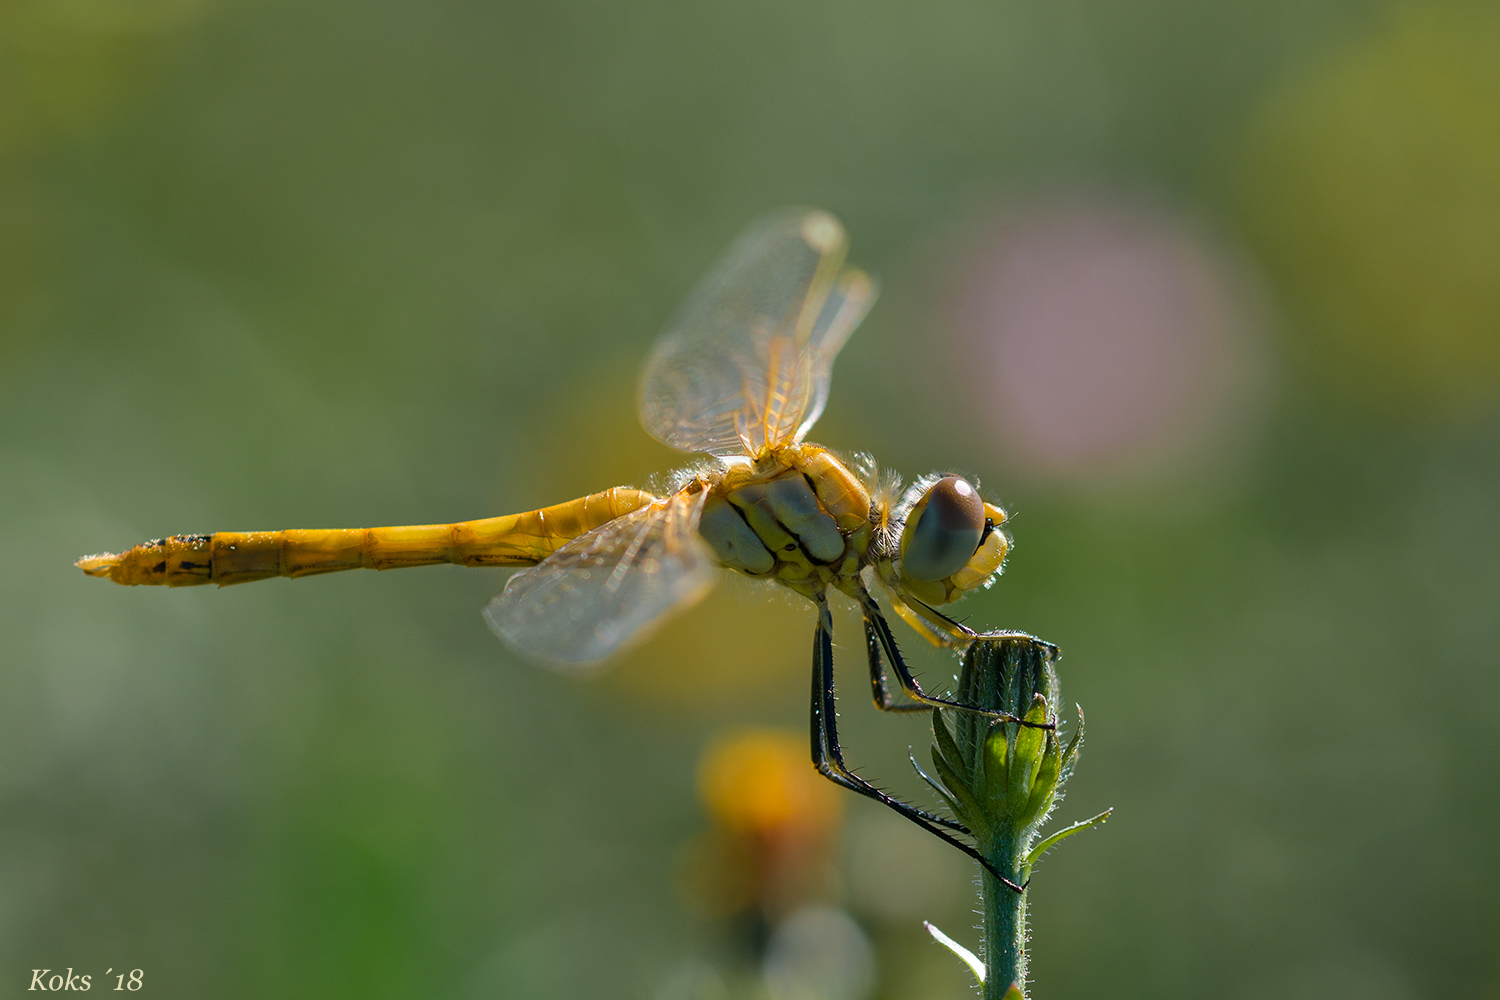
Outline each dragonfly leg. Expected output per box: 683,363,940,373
810,593,1026,892
810,593,966,836
855,583,1053,731
810,592,1029,899
863,613,927,713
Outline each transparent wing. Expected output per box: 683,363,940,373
483,488,716,668
639,208,877,457
798,265,877,443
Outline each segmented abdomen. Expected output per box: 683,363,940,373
75,488,655,587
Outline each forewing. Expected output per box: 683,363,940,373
639,209,875,457
797,266,876,443
483,489,716,668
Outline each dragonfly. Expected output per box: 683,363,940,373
77,208,1042,891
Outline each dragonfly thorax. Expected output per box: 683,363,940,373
696,443,874,598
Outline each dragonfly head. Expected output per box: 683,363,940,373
889,474,1010,606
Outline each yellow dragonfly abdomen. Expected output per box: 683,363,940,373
76,487,657,587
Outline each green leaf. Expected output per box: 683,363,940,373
981,718,1009,816
931,707,967,783
910,752,967,822
1007,694,1049,815
923,920,985,985
1025,808,1113,866
1058,705,1086,783
1020,730,1062,829
931,742,988,835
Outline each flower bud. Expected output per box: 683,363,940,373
924,634,1068,855
916,633,1111,999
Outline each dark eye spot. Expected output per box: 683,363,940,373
784,543,797,552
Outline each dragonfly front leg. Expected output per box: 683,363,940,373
863,612,929,714
808,593,1024,898
854,583,1053,731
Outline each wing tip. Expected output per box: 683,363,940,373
799,210,844,253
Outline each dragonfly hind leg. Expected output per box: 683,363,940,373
808,593,1026,893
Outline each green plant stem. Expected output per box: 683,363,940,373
982,832,1027,999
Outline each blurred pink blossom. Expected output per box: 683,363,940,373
953,195,1263,479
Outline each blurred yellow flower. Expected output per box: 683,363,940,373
0,0,211,360
697,729,842,839
0,0,210,156
1238,4,1500,416
680,729,844,921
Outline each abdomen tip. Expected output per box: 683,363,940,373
76,553,122,580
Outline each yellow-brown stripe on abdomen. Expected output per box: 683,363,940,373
76,488,655,587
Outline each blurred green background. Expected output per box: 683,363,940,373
3,0,1499,997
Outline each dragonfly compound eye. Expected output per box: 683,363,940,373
901,476,985,582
